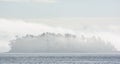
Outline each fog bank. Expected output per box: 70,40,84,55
9,33,116,53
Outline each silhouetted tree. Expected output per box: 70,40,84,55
9,32,116,53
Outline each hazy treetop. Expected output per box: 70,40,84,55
9,32,116,53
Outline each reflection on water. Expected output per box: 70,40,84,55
0,53,120,64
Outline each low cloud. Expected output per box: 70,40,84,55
0,18,120,53
0,18,75,53
0,18,74,35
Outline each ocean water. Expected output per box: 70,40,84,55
0,53,120,64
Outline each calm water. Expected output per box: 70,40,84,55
0,53,120,64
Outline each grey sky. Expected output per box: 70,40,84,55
0,0,120,19
0,0,120,53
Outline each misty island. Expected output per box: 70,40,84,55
8,32,116,53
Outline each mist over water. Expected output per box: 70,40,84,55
0,18,119,53
9,32,116,53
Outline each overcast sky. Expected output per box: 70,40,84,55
0,0,120,18
0,0,120,52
